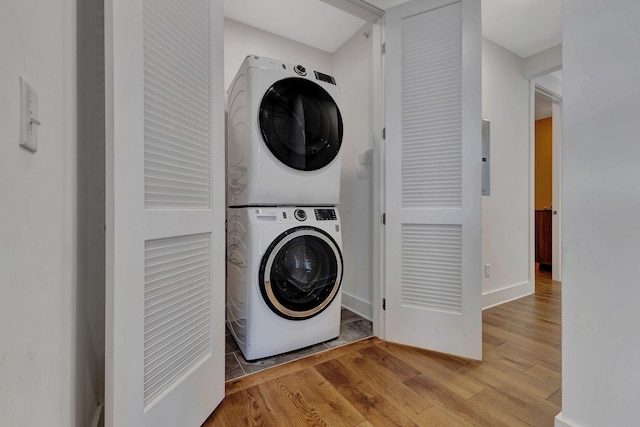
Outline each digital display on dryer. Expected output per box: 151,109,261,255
315,209,337,221
314,71,336,85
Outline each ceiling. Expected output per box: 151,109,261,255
224,0,562,59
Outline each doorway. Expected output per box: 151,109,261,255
532,77,562,282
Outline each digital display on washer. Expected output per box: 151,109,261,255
315,209,337,221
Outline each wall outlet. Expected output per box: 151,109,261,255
484,264,491,277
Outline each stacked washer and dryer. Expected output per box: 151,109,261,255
226,55,345,361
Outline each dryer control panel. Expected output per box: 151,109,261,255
314,208,337,221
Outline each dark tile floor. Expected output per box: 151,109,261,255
225,307,373,381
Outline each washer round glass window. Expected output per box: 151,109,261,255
259,78,343,171
259,227,342,320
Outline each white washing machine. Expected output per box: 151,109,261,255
227,55,343,207
226,206,343,360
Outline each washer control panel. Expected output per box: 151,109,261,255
314,208,337,221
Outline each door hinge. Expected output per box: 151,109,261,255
382,127,386,140
381,42,385,54
382,298,386,310
382,213,386,225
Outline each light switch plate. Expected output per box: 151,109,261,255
20,77,39,153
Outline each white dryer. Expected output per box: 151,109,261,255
226,206,343,361
227,55,343,207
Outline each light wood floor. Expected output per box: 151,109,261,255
204,272,561,426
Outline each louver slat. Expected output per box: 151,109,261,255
401,225,462,313
144,0,211,209
143,233,212,407
401,6,462,207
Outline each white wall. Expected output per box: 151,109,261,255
224,18,333,92
481,38,533,307
0,0,91,426
333,24,374,319
558,1,640,426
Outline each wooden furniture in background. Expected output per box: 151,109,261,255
536,209,552,272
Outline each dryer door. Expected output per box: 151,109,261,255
259,77,343,171
259,226,342,320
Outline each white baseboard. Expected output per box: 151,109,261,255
555,412,582,427
482,281,534,309
341,292,373,320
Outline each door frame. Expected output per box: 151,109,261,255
529,80,563,285
371,16,385,339
321,0,386,338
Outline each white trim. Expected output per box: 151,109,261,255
523,43,562,80
319,0,384,22
551,101,562,281
482,281,534,309
371,17,385,339
341,292,373,320
555,412,583,427
528,82,536,290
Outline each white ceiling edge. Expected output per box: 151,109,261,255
224,0,562,62
320,0,383,22
224,0,367,53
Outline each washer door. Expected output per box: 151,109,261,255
259,226,342,320
259,77,343,171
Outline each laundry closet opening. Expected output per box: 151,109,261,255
223,1,378,372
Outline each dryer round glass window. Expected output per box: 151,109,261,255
259,227,343,320
259,78,343,171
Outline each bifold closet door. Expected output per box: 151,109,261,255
384,0,483,360
104,0,226,425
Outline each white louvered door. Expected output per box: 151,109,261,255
105,0,225,425
384,0,482,359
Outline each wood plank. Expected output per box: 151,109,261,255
270,368,365,427
458,357,559,400
468,388,559,427
484,309,560,337
525,363,562,389
411,405,476,427
547,388,562,408
357,346,422,380
481,342,535,372
404,374,528,427
377,342,485,400
483,313,561,345
492,341,562,374
202,385,282,427
315,359,420,427
338,351,432,416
